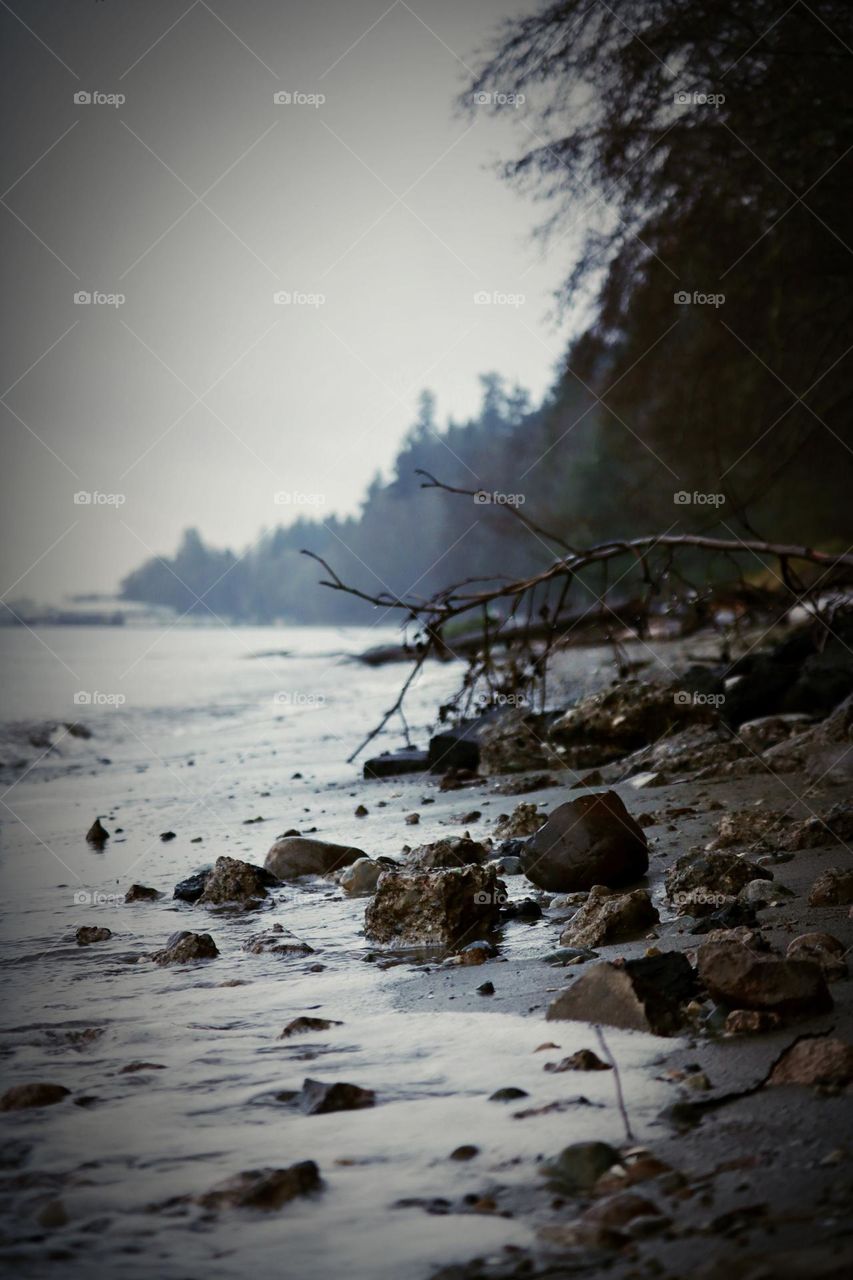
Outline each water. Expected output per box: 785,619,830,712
0,625,672,1279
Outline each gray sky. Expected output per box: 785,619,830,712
1,0,573,604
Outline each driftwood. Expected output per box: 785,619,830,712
304,476,853,760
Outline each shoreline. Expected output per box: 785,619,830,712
1,628,852,1278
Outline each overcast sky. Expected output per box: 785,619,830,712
0,0,576,605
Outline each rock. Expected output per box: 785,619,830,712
173,869,211,903
543,1141,621,1192
428,715,501,774
523,791,648,892
547,952,697,1036
708,809,787,851
1,1082,70,1110
494,803,546,838
75,925,112,945
736,714,813,751
497,772,560,794
808,867,853,907
544,1049,612,1073
363,748,428,779
124,883,161,903
364,864,505,947
243,925,313,956
560,885,658,948
767,1036,853,1087
339,857,385,897
280,1017,342,1038
160,830,176,842
666,851,771,915
406,836,489,871
477,981,495,995
450,1145,479,1161
35,1200,68,1228
496,855,523,875
297,1078,375,1115
740,878,790,906
452,940,495,966
151,931,219,965
582,1191,662,1230
725,1009,783,1035
723,621,853,725
786,932,848,981
479,709,563,775
764,691,853,777
697,942,832,1017
86,818,109,847
264,836,364,880
550,679,712,756
196,1161,321,1210
197,856,278,907
498,896,542,923
782,801,853,850
489,1087,528,1102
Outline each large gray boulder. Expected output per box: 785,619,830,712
264,836,364,880
522,790,648,892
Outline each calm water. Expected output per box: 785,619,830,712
0,626,670,1280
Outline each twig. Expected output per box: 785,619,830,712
595,1025,635,1144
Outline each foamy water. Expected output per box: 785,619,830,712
0,625,668,1279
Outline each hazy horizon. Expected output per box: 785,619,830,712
0,0,580,606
